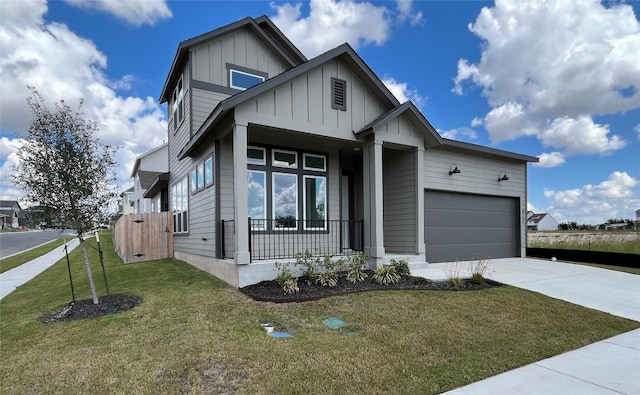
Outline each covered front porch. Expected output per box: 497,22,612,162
219,122,427,267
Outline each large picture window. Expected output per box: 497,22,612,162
248,146,327,232
273,173,298,229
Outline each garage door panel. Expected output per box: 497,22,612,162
425,190,519,262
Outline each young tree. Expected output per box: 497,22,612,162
13,88,118,304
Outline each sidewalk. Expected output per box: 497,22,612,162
412,258,640,395
0,238,81,300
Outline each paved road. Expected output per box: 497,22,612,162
0,229,76,259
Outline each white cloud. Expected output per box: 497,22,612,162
540,116,626,155
382,77,426,108
438,128,478,141
271,0,424,57
0,0,167,201
635,123,640,140
534,152,565,168
470,117,483,127
63,0,172,27
542,171,639,224
454,0,640,158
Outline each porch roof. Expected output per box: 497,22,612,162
355,101,444,148
178,43,401,160
143,172,170,198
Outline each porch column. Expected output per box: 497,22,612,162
415,147,425,256
233,123,251,264
362,139,385,262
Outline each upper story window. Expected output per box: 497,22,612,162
272,149,297,168
247,146,266,165
229,69,265,90
171,75,184,131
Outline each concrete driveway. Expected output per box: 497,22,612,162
411,257,640,394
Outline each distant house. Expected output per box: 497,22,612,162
635,209,640,231
131,143,169,214
604,222,629,231
0,200,22,229
119,187,135,216
527,212,558,231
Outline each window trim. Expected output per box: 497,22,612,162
172,176,189,234
303,175,327,231
205,154,214,187
303,153,327,172
248,170,267,231
247,146,266,166
272,149,298,169
190,170,197,195
197,161,205,191
272,172,298,230
229,69,266,91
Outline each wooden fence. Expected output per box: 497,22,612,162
112,212,173,264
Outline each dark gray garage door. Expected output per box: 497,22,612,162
425,190,519,262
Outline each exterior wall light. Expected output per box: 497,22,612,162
449,163,461,175
498,171,509,181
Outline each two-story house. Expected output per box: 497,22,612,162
160,15,538,287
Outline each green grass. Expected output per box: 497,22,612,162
564,261,640,275
0,238,65,273
1,231,638,394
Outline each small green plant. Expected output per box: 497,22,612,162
389,259,410,277
471,272,484,285
373,266,400,286
275,261,299,295
295,250,322,284
315,255,342,287
316,271,339,287
344,253,369,283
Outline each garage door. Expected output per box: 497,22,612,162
425,190,519,262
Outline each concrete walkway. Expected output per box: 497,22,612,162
412,258,640,394
0,238,80,300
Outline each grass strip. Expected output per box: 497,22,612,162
1,231,638,394
0,238,65,274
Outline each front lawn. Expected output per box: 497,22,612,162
1,231,637,394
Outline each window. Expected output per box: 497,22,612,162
197,162,205,191
230,69,265,90
248,170,266,230
190,170,197,195
247,146,328,232
247,146,266,165
331,78,346,111
303,153,326,171
172,75,184,131
172,177,188,234
273,173,298,229
272,149,297,168
304,176,326,230
205,155,214,186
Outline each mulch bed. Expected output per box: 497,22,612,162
241,272,503,303
40,294,141,324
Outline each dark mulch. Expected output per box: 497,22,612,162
241,272,503,303
40,294,141,324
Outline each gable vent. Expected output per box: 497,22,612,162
331,78,346,111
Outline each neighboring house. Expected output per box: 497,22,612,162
119,188,135,216
527,213,559,231
159,15,538,287
635,209,640,231
131,143,169,213
0,200,21,229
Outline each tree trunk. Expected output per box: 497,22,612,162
79,234,99,304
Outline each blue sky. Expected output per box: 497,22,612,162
1,0,638,225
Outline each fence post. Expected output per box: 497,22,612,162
221,220,226,258
247,217,252,263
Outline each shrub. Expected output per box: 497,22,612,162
295,250,321,284
449,277,464,288
275,261,298,295
315,255,342,287
470,258,492,283
389,259,410,277
316,271,339,287
471,272,484,285
444,261,465,288
345,253,369,283
373,266,400,286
